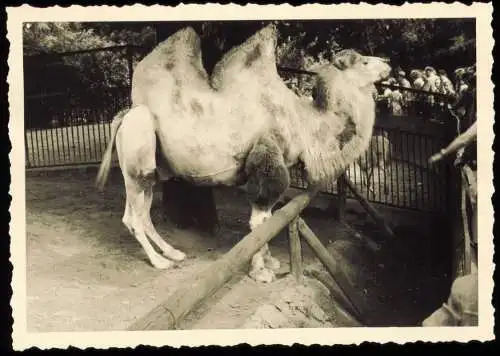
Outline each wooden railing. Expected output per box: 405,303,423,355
128,174,397,330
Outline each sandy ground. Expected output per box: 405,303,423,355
25,168,452,331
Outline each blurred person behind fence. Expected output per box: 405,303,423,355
396,68,411,111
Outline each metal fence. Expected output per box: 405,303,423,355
289,116,453,214
24,46,456,214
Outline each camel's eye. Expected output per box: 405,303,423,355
363,60,369,65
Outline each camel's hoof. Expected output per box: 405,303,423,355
249,267,276,284
164,248,186,262
264,256,281,271
151,256,175,270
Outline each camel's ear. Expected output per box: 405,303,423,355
332,50,360,70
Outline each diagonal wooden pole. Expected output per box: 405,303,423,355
343,175,395,240
297,217,367,324
128,188,318,331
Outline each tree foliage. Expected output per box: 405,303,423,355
23,19,475,98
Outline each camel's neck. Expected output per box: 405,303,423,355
299,89,376,187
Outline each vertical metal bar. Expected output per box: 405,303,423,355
55,118,64,165
90,111,98,161
42,127,49,166
75,110,83,163
53,121,61,165
408,134,414,209
394,131,400,207
90,110,97,162
67,112,76,163
419,135,425,211
34,129,43,167
48,118,57,165
62,114,71,164
401,132,407,208
376,132,382,203
82,109,89,162
412,134,417,209
427,136,432,212
96,110,104,159
413,134,418,209
85,109,93,162
64,113,71,162
433,140,440,212
78,109,86,163
33,129,40,167
388,130,394,205
24,129,30,168
72,109,79,162
26,112,33,167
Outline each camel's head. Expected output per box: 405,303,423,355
331,49,392,88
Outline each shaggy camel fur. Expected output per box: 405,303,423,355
96,25,391,283
357,132,392,196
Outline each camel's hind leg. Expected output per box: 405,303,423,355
142,186,186,262
245,135,290,284
122,175,175,269
116,105,184,269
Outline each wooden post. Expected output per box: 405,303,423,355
343,175,395,239
460,174,472,275
335,174,348,221
288,218,303,283
128,189,318,331
297,217,367,324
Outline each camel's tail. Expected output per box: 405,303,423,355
95,109,128,191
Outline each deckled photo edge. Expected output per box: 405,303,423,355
6,2,495,351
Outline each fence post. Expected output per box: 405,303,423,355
288,218,303,283
335,174,348,221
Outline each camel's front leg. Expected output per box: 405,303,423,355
248,205,281,283
244,135,290,284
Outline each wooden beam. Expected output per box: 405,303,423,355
128,188,318,331
343,176,396,240
304,268,363,327
288,218,303,283
297,218,367,324
335,174,348,221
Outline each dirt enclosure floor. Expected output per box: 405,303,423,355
25,167,453,332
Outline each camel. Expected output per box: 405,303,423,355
95,25,391,283
356,131,393,197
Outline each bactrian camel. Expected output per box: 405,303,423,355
96,24,391,283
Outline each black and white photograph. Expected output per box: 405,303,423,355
7,2,494,350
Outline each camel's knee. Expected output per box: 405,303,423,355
136,169,157,190
249,204,272,231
